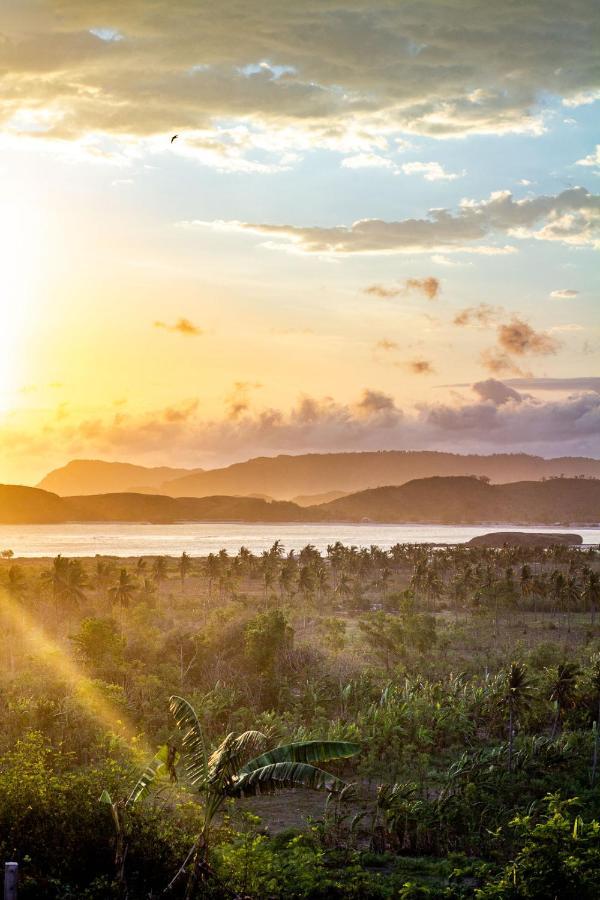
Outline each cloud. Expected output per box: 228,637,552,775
197,188,600,255
431,255,473,267
576,145,600,171
2,0,597,166
365,283,404,299
406,277,440,300
497,317,560,356
364,276,440,299
5,383,600,475
226,381,262,420
162,399,199,422
505,377,600,393
472,379,522,405
550,289,579,299
154,317,203,336
375,339,399,352
408,359,434,374
453,304,502,327
400,161,463,181
355,389,399,420
341,153,393,170
480,349,525,376
549,323,584,334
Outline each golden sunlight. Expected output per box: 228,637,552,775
0,198,43,410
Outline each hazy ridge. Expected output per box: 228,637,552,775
4,476,600,525
37,452,600,500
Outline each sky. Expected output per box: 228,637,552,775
0,0,599,484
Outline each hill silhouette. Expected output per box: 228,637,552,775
38,451,600,499
2,476,599,526
38,459,201,496
317,476,600,524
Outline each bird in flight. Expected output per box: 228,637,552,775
170,134,178,143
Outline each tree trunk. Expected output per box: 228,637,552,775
592,696,600,787
551,705,560,739
508,705,514,772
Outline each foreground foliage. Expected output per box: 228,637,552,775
1,541,600,896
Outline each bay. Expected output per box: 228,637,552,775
0,522,598,557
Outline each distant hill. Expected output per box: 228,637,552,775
1,477,599,526
292,490,349,507
0,485,67,523
38,460,201,496
65,493,310,524
0,486,312,524
318,477,600,525
140,451,600,499
38,452,600,500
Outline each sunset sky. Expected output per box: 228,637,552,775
1,0,599,484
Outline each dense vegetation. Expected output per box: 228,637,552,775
1,538,600,897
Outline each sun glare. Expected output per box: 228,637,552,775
0,198,43,411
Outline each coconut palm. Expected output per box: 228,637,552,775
583,570,600,627
5,565,27,603
588,654,600,786
151,555,169,586
548,662,579,738
41,555,87,618
500,662,534,772
178,551,193,591
109,569,137,612
166,695,360,898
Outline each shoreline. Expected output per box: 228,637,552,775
1,519,599,528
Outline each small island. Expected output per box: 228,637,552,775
467,531,583,548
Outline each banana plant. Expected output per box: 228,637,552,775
166,694,360,899
100,744,176,895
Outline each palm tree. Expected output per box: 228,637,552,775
548,662,579,737
583,570,600,627
42,555,87,620
6,565,27,603
298,565,316,628
152,556,169,586
94,558,115,599
562,576,581,634
278,561,297,604
588,654,600,786
139,576,157,605
501,662,534,772
178,552,193,592
2,565,27,672
109,569,137,613
166,695,360,898
204,554,220,602
259,551,278,607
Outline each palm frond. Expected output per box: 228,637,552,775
169,695,209,787
241,740,359,774
230,761,346,797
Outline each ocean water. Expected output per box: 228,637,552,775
1,522,599,557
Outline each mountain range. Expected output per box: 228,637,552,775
2,476,599,526
37,452,600,499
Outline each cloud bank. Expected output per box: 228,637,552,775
365,277,440,300
2,0,598,170
193,188,600,255
4,382,599,477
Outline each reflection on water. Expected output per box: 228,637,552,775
0,522,598,557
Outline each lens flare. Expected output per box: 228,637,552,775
0,586,151,761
